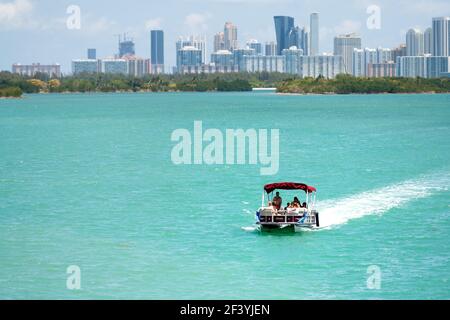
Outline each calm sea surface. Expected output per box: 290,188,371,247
0,92,449,299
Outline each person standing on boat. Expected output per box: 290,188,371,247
273,192,282,210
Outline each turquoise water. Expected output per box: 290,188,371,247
0,92,449,299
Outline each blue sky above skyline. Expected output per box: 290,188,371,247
1,0,449,73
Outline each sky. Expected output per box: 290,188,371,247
1,0,449,73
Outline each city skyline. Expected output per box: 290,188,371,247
1,0,450,72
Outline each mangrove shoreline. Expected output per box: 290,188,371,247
1,71,450,98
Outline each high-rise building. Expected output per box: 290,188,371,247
424,28,433,54
377,48,393,63
265,42,277,56
12,63,61,78
283,47,304,74
211,50,233,68
392,44,407,62
192,36,207,64
406,28,424,56
150,30,164,74
300,28,309,56
247,39,262,55
102,59,128,74
310,13,319,56
72,59,99,74
243,51,343,78
352,49,365,77
367,62,396,78
224,22,238,51
118,35,135,58
87,49,96,60
232,48,256,71
432,17,450,56
176,36,207,64
214,32,225,52
124,56,150,77
176,46,202,73
288,26,309,56
397,56,426,77
426,56,450,77
274,16,295,55
352,48,393,77
243,55,285,73
333,33,362,74
301,55,344,79
396,56,450,78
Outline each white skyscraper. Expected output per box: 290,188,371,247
283,47,304,74
214,32,225,52
352,48,393,77
397,56,450,78
334,33,362,74
377,47,393,63
224,22,238,51
301,54,343,79
406,29,424,56
310,13,319,56
432,17,450,56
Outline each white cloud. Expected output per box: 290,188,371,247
86,16,117,33
333,20,362,35
145,17,163,30
0,1,117,33
184,12,212,33
0,0,33,29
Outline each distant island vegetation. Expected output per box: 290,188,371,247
0,71,284,97
277,74,450,94
1,71,450,97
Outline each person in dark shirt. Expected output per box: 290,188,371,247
273,192,282,210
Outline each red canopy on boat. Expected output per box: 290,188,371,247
264,182,317,194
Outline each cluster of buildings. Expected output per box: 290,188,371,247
174,15,326,76
331,17,450,79
71,33,161,77
10,14,450,79
12,63,61,78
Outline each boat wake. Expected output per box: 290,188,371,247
316,171,449,230
241,226,259,232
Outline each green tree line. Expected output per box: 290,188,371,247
277,75,450,94
0,71,296,96
2,71,450,97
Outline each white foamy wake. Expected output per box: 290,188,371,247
315,172,449,230
241,226,259,232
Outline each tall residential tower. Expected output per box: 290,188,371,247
406,29,424,56
224,22,238,51
151,30,164,74
432,17,450,56
334,33,362,74
310,13,319,56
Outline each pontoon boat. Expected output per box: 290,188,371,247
256,182,319,232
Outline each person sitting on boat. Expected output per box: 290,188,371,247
285,203,291,210
268,201,276,211
302,202,308,209
273,192,282,210
293,197,301,207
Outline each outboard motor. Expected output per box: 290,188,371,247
314,211,320,227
